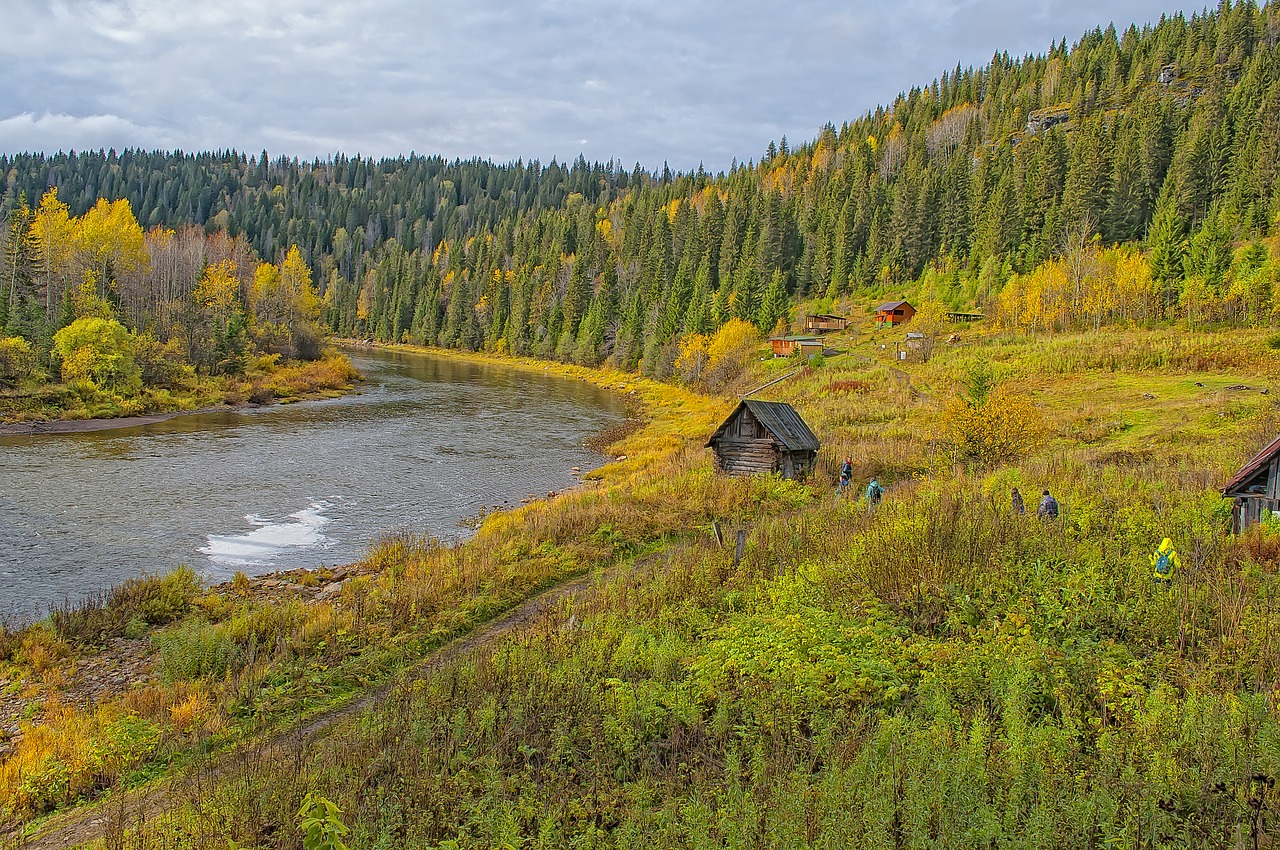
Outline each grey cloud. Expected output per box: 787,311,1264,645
0,0,1209,170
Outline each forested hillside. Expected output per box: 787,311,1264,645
6,3,1280,383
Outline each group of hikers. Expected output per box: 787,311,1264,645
836,458,884,505
836,461,1180,585
1009,486,1058,520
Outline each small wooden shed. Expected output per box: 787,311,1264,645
1223,435,1280,532
804,314,848,334
705,400,820,479
875,300,915,327
770,336,824,358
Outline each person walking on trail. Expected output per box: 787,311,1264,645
866,478,885,507
1151,538,1181,585
1037,489,1059,520
837,457,853,497
1011,487,1026,515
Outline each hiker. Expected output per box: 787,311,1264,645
1010,487,1025,515
1037,489,1059,520
866,478,885,507
1151,538,1181,585
837,457,853,496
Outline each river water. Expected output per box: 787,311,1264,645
0,349,627,622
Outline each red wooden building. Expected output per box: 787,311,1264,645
874,300,915,327
770,336,824,358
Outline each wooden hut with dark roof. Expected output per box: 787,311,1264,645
1222,435,1280,532
705,400,819,479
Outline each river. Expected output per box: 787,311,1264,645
0,349,628,622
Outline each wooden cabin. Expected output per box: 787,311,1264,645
770,336,824,358
874,300,915,327
804,314,848,334
1223,435,1280,532
705,400,819,479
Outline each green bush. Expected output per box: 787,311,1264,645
0,336,34,388
153,618,238,681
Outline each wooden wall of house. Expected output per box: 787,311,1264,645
714,439,781,475
1232,494,1280,532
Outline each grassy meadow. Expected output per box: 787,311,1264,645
4,316,1280,848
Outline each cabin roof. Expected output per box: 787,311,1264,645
705,400,820,452
808,314,846,321
770,335,822,342
1223,434,1280,495
875,300,912,312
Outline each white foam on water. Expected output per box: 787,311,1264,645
201,502,333,567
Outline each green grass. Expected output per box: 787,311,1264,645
10,323,1280,848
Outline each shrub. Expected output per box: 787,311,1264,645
0,336,34,388
942,384,1047,466
53,567,201,645
153,618,238,681
52,317,141,393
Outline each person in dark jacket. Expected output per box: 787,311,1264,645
1011,487,1025,515
1038,489,1059,519
837,457,853,496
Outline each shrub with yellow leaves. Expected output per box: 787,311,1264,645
942,382,1047,466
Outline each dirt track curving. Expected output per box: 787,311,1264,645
11,569,605,850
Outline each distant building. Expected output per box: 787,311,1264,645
874,300,915,327
770,336,824,358
804,314,848,334
705,399,820,479
1223,435,1280,532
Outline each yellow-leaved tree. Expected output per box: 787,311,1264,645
942,365,1047,466
28,190,76,320
191,260,246,373
75,198,147,298
675,333,710,385
701,318,761,391
249,246,322,359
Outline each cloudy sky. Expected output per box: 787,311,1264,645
2,0,1203,171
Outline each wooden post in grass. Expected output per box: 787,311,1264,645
734,529,747,565
711,520,724,548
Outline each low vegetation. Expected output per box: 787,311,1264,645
1,308,1277,848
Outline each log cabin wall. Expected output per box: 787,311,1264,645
712,406,778,474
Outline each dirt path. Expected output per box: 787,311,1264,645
12,568,606,850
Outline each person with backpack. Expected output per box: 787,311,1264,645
866,478,885,507
1151,538,1180,585
837,457,853,497
1037,489,1059,520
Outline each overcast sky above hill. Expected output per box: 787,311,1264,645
1,0,1205,171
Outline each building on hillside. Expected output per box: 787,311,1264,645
705,400,819,480
874,300,915,327
770,336,824,358
1223,435,1280,532
803,314,848,334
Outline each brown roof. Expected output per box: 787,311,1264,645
875,300,912,313
1222,434,1280,495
